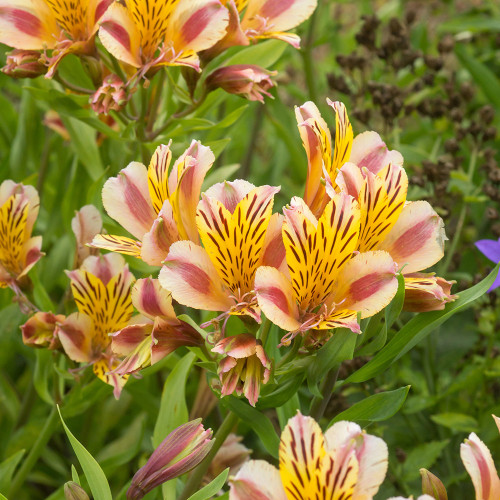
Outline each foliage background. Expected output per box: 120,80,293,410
0,0,500,498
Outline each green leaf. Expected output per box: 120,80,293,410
214,105,248,129
224,40,287,69
257,374,304,409
222,396,280,458
187,468,229,500
202,164,240,191
347,265,500,383
34,349,54,405
402,440,449,481
385,273,406,331
431,413,478,433
57,407,112,500
329,386,410,426
308,329,357,385
153,352,196,447
71,465,80,485
0,449,25,493
455,44,500,110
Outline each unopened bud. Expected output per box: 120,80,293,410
64,482,90,500
2,50,46,79
420,468,448,500
91,74,128,115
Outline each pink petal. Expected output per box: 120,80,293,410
102,161,156,240
132,278,176,320
58,312,94,363
403,273,457,312
260,213,287,273
230,460,286,500
159,241,234,312
204,179,255,213
212,333,258,358
378,201,446,273
71,204,103,266
336,162,364,199
78,253,128,286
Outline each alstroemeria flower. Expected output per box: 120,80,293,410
98,0,229,74
336,161,455,311
208,0,317,57
212,333,271,406
91,141,214,266
21,311,65,350
295,99,403,217
58,253,134,398
0,180,42,290
160,180,280,324
255,193,398,345
475,237,500,291
128,419,214,500
460,415,500,500
111,278,203,375
71,205,102,267
0,0,113,77
229,412,388,500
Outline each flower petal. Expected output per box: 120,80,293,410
58,312,94,363
147,144,173,214
98,1,142,67
378,200,446,273
327,99,354,174
160,240,234,312
350,130,404,174
71,204,102,265
255,266,301,332
475,238,500,264
102,161,156,240
329,250,398,319
230,460,286,500
204,179,255,213
336,162,365,199
260,213,287,273
132,278,176,320
403,273,457,312
91,234,142,258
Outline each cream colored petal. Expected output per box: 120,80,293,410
229,460,286,500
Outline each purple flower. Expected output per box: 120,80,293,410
475,237,500,291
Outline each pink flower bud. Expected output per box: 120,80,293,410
127,419,213,500
404,273,457,312
91,74,128,115
2,49,46,79
212,334,271,407
206,65,277,103
64,482,90,500
420,468,448,500
21,312,65,350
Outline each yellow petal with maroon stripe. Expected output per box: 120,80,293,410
197,185,280,296
279,412,326,499
147,144,172,215
357,164,407,252
328,99,354,175
91,234,142,258
316,309,360,332
282,193,360,311
44,0,89,39
92,357,129,399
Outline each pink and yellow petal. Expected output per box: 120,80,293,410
86,0,113,35
329,250,398,319
160,241,234,312
18,235,43,279
229,460,287,500
327,99,354,174
71,205,103,265
260,213,287,273
336,162,365,199
147,144,173,214
93,357,129,399
132,278,176,320
102,161,156,240
98,1,142,67
255,266,301,332
378,200,446,274
403,273,457,312
58,312,94,363
203,179,255,213
79,253,128,285
111,324,153,375
91,234,142,258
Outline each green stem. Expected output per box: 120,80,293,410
239,104,264,178
53,75,93,94
257,318,272,347
310,366,340,420
9,407,59,497
301,1,320,102
146,69,166,133
276,336,303,369
178,411,239,500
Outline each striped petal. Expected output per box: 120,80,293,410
102,161,156,240
98,1,142,67
328,250,398,319
350,130,404,175
132,278,176,320
79,253,128,285
461,432,500,500
327,99,354,175
58,312,94,363
0,180,40,235
18,235,43,280
160,240,234,312
170,140,214,241
315,309,360,333
378,201,446,273
279,412,327,498
197,184,280,297
93,356,129,399
260,213,287,273
0,0,58,50
147,144,173,214
283,193,360,311
167,0,229,69
204,179,255,213
336,162,365,199
403,273,457,312
255,266,301,332
229,460,286,500
91,234,142,258
357,164,408,252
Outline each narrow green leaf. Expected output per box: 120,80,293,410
187,468,229,500
0,493,8,500
329,386,410,426
222,397,280,458
402,440,449,481
34,349,54,405
224,40,287,68
347,265,499,383
257,374,304,409
385,273,406,330
431,413,478,433
71,465,80,485
57,407,112,500
153,352,196,447
0,449,25,493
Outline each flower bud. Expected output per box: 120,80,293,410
212,334,271,407
44,111,70,141
2,50,46,78
404,273,457,312
127,419,213,500
420,468,448,500
21,311,65,349
206,65,277,103
91,74,128,115
64,482,90,500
